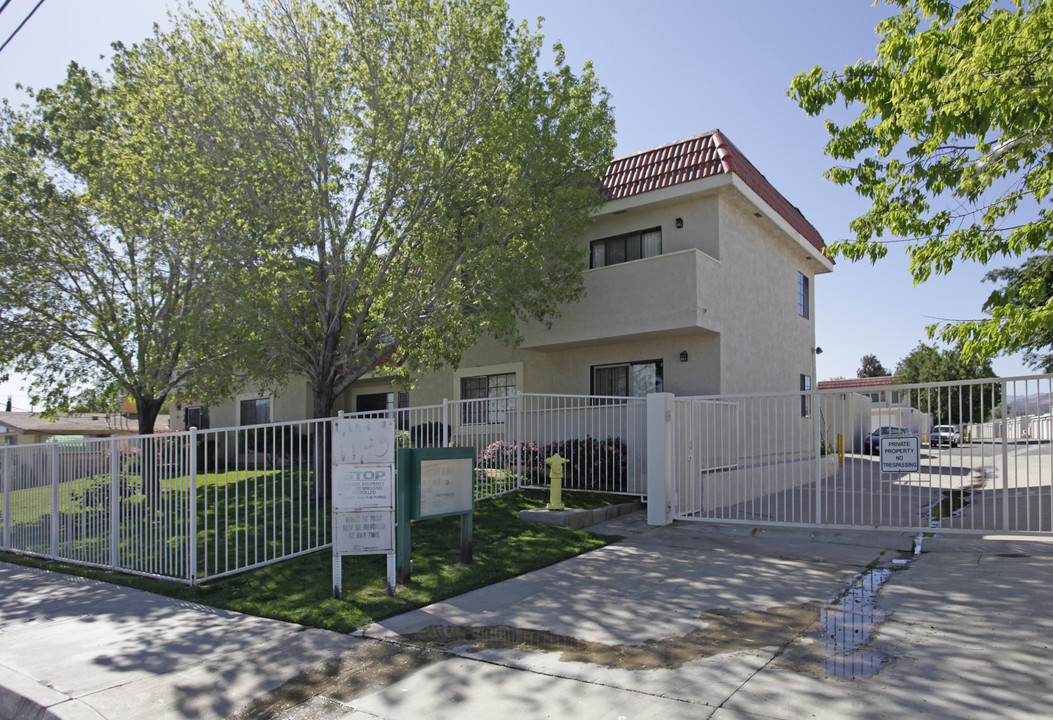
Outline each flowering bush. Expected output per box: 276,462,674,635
478,440,541,480
541,436,627,491
477,436,627,490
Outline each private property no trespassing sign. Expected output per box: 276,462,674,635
880,436,920,473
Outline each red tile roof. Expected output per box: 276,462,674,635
600,130,827,254
817,376,897,390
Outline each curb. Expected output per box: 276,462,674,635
518,501,644,530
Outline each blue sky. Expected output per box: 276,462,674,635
0,0,1036,411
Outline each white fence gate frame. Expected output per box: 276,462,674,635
669,375,1053,535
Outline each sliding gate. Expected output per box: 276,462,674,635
671,376,1053,534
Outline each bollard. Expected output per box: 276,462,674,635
545,453,568,510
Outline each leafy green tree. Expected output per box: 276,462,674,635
896,342,1001,424
790,0,1053,362
151,0,616,419
982,255,1053,372
858,354,891,378
0,62,245,436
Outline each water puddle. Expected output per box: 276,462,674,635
402,603,820,671
776,558,907,680
923,489,976,526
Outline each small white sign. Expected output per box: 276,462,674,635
333,419,395,465
331,418,397,598
419,457,473,517
333,464,394,511
334,510,395,554
880,436,920,473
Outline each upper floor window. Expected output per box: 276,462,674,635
798,272,810,318
461,372,516,424
590,228,662,269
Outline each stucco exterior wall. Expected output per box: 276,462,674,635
171,378,312,430
714,192,818,395
406,331,722,407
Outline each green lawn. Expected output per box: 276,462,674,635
4,467,316,575
0,489,626,632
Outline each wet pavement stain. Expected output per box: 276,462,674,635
402,603,820,671
232,562,911,717
230,641,442,720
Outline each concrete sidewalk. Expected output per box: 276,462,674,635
2,515,1053,720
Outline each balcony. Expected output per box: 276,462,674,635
520,249,721,350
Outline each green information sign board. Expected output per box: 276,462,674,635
396,447,475,583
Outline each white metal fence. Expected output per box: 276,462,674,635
672,376,1053,534
1,393,646,584
9,377,1044,587
1,433,198,581
342,393,646,496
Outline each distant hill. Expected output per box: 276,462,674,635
1008,394,1052,416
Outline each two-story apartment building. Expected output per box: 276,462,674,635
348,130,832,411
173,130,832,429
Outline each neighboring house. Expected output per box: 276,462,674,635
0,412,165,446
817,376,909,406
172,129,834,429
816,376,928,451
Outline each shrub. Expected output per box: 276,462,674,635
478,440,541,479
539,436,627,491
410,422,453,447
477,436,627,490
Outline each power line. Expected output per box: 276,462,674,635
0,1,16,17
0,0,47,57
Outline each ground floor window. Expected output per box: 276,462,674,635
801,374,812,418
460,372,516,424
356,391,409,413
591,360,664,398
240,398,271,426
184,406,210,430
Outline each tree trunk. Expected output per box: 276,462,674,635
136,396,164,436
132,396,166,498
311,380,336,499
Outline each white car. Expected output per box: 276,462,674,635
930,425,961,447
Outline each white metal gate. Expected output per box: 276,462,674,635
672,376,1053,534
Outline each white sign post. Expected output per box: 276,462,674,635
332,419,396,597
880,435,920,474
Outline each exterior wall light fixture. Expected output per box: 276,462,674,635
675,217,684,228
680,351,689,362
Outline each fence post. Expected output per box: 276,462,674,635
646,393,674,526
1001,380,1010,531
188,428,199,585
812,386,822,526
2,445,10,551
50,442,59,559
109,436,119,571
442,399,450,447
514,392,523,490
